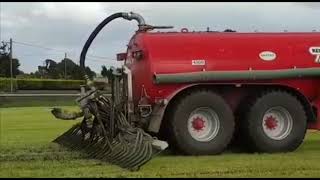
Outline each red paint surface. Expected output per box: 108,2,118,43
192,116,205,131
125,31,320,130
264,116,278,130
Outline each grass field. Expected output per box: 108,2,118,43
1,106,320,178
0,96,77,108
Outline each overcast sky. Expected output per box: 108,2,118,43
1,2,320,74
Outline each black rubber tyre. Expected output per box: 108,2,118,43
229,91,261,152
167,89,235,155
240,90,307,153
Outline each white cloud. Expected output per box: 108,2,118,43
1,14,28,28
28,2,104,24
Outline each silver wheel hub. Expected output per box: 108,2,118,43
262,106,293,140
187,107,220,142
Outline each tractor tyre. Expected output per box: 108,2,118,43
167,89,235,155
240,90,307,153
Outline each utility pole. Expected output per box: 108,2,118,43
64,52,67,79
9,38,13,93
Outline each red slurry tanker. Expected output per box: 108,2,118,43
126,28,320,153
52,12,320,170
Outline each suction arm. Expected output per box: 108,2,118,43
79,12,146,83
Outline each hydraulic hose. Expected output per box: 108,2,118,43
153,67,320,84
79,12,146,81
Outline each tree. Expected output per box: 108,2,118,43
0,42,22,78
85,66,96,79
0,55,21,78
44,59,59,79
58,58,96,80
101,65,113,80
34,59,59,79
57,58,76,79
33,57,96,80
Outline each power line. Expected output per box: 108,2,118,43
85,57,118,63
12,40,117,60
10,40,121,74
12,40,66,52
18,53,65,56
15,53,117,63
88,54,116,61
88,54,116,60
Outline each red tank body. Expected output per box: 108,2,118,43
124,31,320,130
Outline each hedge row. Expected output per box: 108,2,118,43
0,78,18,92
0,78,85,91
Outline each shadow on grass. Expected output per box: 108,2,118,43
156,137,319,157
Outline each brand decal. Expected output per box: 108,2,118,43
309,47,320,63
259,51,276,61
192,59,206,66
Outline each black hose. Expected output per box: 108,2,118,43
79,12,125,74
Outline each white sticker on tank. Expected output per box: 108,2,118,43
192,59,206,66
309,47,320,63
259,51,276,61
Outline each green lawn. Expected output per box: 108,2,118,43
1,106,320,178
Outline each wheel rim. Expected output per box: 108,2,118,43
262,106,293,140
187,107,220,142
